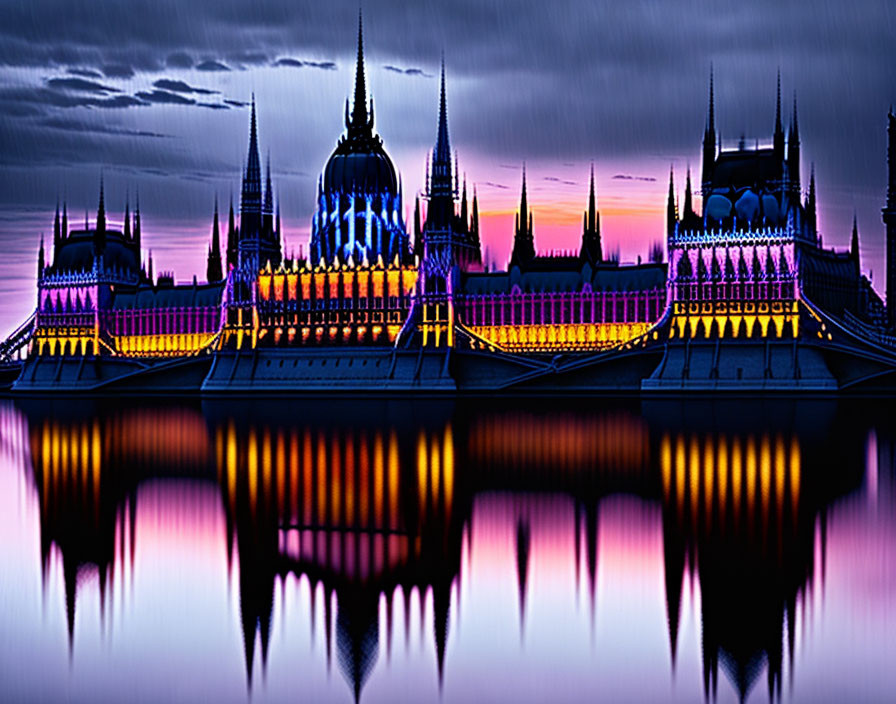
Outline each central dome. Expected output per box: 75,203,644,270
323,135,397,195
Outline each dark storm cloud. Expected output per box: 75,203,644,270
153,79,217,95
223,99,248,108
197,102,229,110
67,68,102,79
384,65,431,77
46,77,119,94
195,60,230,72
226,52,268,67
38,116,170,138
273,58,337,70
134,89,196,105
0,85,145,115
166,52,193,69
101,63,134,78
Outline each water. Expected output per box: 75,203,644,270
0,397,894,704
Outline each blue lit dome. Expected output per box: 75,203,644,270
323,135,397,195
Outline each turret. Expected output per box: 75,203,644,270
666,166,677,240
134,191,141,254
53,200,61,250
511,165,535,265
701,68,716,192
773,70,785,162
788,93,801,196
851,211,860,266
806,165,817,236
38,234,45,278
263,152,274,234
240,95,263,238
683,167,694,220
227,194,237,269
207,196,223,282
95,176,106,253
123,194,131,240
61,200,68,243
580,163,602,263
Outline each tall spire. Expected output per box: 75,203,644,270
53,199,61,250
471,186,480,248
207,195,223,282
512,164,535,265
227,193,237,269
347,9,372,134
124,192,131,240
788,91,801,195
134,189,141,252
702,66,716,190
38,233,45,278
806,164,817,234
431,55,452,196
581,163,602,263
851,211,860,263
773,69,785,160
95,175,106,252
241,94,263,228
667,166,677,241
460,174,468,231
683,166,694,218
61,200,68,242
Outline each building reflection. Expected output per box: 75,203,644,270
8,397,874,702
207,401,467,699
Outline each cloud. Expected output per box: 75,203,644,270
197,102,229,110
383,65,431,77
304,60,336,70
195,60,230,72
38,116,170,138
166,52,193,69
101,63,134,78
153,78,217,95
482,181,509,190
226,51,267,67
612,174,657,182
223,99,248,108
67,68,102,79
273,57,304,67
46,77,119,94
544,176,577,186
134,89,196,105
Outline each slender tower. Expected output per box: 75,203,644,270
701,68,716,193
511,165,535,265
884,109,896,328
207,196,223,282
580,163,602,263
666,167,677,241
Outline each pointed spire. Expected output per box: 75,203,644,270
147,249,154,284
702,66,716,188
588,162,597,230
207,195,223,282
684,166,693,217
124,192,131,240
437,54,449,162
460,174,468,230
95,175,106,252
264,151,274,216
791,91,800,143
53,199,60,248
520,163,528,227
851,211,860,263
471,185,480,246
806,164,817,234
348,9,372,133
667,165,678,240
38,233,45,277
61,199,68,241
133,189,141,252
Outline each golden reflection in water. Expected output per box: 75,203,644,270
468,411,648,471
660,430,802,536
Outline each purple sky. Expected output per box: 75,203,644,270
1,0,895,335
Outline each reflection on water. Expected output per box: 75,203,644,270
1,398,894,703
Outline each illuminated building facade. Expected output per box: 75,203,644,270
308,15,409,269
33,182,223,359
667,72,879,342
455,166,667,353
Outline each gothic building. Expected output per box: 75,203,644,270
415,60,483,278
226,98,282,272
309,14,409,267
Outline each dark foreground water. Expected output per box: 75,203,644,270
0,397,894,704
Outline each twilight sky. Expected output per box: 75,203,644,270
0,0,895,334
